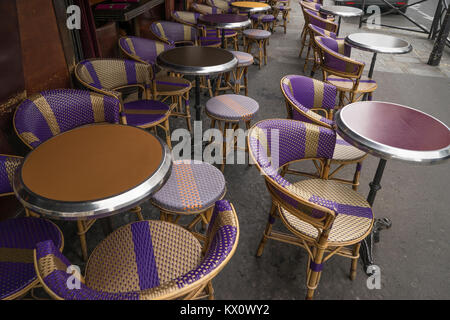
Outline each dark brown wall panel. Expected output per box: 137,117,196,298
16,0,71,95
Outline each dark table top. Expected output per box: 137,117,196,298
93,0,164,22
335,101,450,164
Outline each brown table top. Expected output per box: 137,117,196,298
21,124,163,202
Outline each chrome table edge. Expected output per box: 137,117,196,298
13,130,173,220
156,47,238,76
231,4,271,14
198,16,251,29
344,33,413,54
319,6,363,17
335,105,450,165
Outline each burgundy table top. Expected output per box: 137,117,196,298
335,101,450,164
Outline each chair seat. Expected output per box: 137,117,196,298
333,134,366,161
326,76,378,93
279,179,373,245
199,36,222,47
0,217,63,300
123,100,170,127
243,29,271,39
206,29,237,37
151,160,226,213
206,94,259,121
155,76,192,95
85,220,202,293
250,14,276,22
229,50,254,67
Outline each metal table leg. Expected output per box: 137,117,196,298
195,75,201,121
363,52,377,101
337,16,342,37
360,158,392,274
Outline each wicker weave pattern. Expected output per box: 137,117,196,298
315,37,360,75
0,218,62,300
326,76,377,92
206,0,232,12
35,200,239,300
229,50,254,67
150,21,198,45
251,14,276,22
206,94,259,121
0,155,23,194
171,11,201,26
119,37,173,65
243,29,271,39
280,180,373,243
333,134,366,161
14,89,120,149
306,9,337,32
152,160,226,213
191,3,223,15
77,59,151,90
309,24,336,39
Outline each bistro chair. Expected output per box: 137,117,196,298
34,200,239,300
314,36,378,106
74,58,172,146
13,89,145,261
302,10,338,73
248,119,374,299
191,2,223,15
205,94,259,171
151,160,226,240
244,29,271,69
215,50,253,96
119,36,193,131
206,0,233,13
0,154,64,300
171,10,239,50
280,75,366,190
307,24,338,76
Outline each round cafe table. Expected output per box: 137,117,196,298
13,124,172,220
319,5,363,36
231,1,271,18
156,46,237,121
198,14,251,48
335,101,450,273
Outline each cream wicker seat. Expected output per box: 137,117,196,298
34,200,239,300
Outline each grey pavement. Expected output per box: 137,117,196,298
32,1,450,300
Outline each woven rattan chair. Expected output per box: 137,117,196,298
171,10,239,50
302,10,338,73
151,160,226,239
314,36,378,106
248,119,374,299
280,75,367,190
74,58,173,147
191,2,223,15
0,154,64,300
34,200,239,300
206,0,233,13
119,36,193,131
13,89,145,261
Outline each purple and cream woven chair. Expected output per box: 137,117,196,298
280,75,367,190
191,2,223,15
248,119,374,299
0,154,64,300
205,94,259,171
206,0,233,13
13,89,145,261
151,160,226,239
243,29,271,69
302,10,339,73
314,36,378,106
215,50,254,96
119,36,193,131
74,58,172,147
34,200,239,300
171,10,239,51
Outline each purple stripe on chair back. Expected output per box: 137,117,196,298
121,37,174,65
79,60,102,89
316,37,357,74
125,60,138,85
309,25,336,39
0,155,22,194
131,222,160,290
151,21,197,44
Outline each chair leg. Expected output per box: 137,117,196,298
163,118,172,149
131,206,144,221
299,30,308,57
263,40,268,65
258,41,263,69
256,202,277,257
306,247,326,300
207,281,215,300
184,92,192,132
244,67,249,96
303,42,312,73
76,220,88,262
352,162,363,191
350,243,361,280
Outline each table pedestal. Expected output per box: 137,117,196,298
360,158,392,274
362,52,377,101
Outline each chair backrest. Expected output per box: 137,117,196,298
34,199,239,300
0,154,23,196
171,10,202,26
314,36,364,77
280,75,336,128
149,21,198,46
191,3,223,15
308,24,336,39
205,0,232,13
119,36,174,66
248,119,336,229
14,89,120,149
75,58,152,95
305,10,338,33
